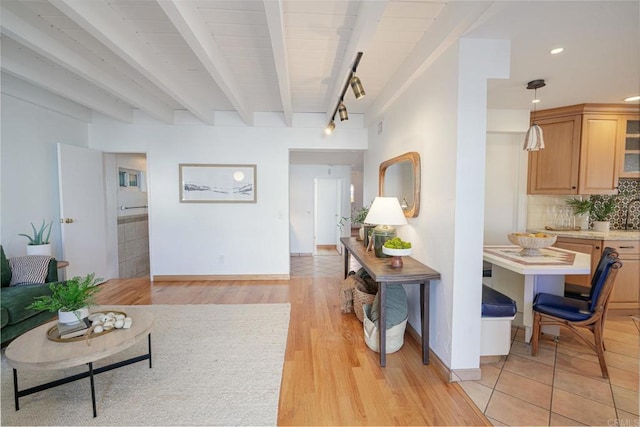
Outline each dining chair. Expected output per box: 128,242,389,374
530,253,622,378
564,247,618,301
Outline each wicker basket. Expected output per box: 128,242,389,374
353,287,376,322
363,304,407,354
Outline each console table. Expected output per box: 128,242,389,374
341,237,441,367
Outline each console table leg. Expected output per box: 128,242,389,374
379,282,387,367
88,362,97,418
421,282,430,364
13,369,19,411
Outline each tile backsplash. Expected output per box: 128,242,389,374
527,179,640,231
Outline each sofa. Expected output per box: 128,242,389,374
1,246,60,345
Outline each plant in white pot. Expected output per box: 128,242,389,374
567,196,617,233
338,204,372,241
27,273,102,324
18,220,53,256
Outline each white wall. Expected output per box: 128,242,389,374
289,165,352,254
89,115,366,277
1,93,88,259
484,109,530,244
364,39,510,373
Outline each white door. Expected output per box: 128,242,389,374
314,178,342,253
57,143,108,280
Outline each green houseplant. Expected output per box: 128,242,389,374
27,273,102,323
567,195,617,232
19,219,53,245
338,204,371,230
19,219,53,256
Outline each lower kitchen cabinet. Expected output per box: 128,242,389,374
554,237,639,309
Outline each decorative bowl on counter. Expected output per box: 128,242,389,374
508,232,557,257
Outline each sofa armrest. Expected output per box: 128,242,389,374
45,259,59,283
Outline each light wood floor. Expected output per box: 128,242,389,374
94,276,490,426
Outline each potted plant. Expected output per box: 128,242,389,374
567,196,617,232
338,204,371,242
27,273,102,324
19,219,53,256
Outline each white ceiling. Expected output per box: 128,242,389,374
1,0,639,166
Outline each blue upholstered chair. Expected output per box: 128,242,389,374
564,247,618,301
530,252,622,378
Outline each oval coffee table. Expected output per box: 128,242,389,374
5,306,154,418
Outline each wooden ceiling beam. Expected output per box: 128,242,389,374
264,0,292,127
158,0,254,126
1,38,133,123
0,6,175,124
50,0,216,125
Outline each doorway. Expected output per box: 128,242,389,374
314,178,342,256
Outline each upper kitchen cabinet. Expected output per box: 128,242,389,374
620,117,640,178
527,104,640,195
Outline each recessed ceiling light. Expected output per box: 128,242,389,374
532,99,541,104
624,95,640,102
550,47,564,55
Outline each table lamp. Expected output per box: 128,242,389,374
363,197,408,257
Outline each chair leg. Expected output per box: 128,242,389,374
531,311,541,356
593,320,609,379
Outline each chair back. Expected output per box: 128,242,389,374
588,254,622,313
588,247,618,304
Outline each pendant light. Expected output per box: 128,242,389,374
523,79,546,151
350,75,365,99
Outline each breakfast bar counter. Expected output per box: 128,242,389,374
483,245,590,342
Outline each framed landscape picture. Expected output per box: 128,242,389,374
179,164,257,203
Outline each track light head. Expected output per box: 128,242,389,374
350,75,365,99
338,102,348,121
325,120,336,135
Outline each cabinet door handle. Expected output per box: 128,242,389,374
619,245,635,249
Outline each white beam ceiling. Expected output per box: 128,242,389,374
50,0,216,125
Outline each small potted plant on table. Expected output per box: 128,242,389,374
27,273,102,324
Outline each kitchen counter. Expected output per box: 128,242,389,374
536,229,640,241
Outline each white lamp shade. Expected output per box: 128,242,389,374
364,197,408,226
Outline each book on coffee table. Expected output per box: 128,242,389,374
58,318,91,339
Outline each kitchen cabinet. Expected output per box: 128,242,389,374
620,117,640,178
527,104,639,195
553,236,639,309
604,240,640,309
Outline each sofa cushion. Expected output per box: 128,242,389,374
0,283,54,326
1,246,11,287
8,256,53,286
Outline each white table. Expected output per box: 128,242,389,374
483,245,590,342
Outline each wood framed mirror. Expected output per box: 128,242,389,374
379,152,421,218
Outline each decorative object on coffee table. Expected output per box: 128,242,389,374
27,273,102,324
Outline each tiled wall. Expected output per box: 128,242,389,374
527,179,640,231
118,214,149,278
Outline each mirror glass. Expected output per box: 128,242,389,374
379,152,421,218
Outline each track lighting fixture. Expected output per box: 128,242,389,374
324,52,365,135
338,101,348,121
350,76,365,99
325,120,336,135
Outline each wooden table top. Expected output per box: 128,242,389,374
341,237,440,283
5,306,154,371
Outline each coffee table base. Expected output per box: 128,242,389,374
13,333,152,418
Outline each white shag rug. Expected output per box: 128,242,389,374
1,303,291,426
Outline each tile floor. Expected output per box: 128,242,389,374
290,253,640,426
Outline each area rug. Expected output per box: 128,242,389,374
1,303,291,426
